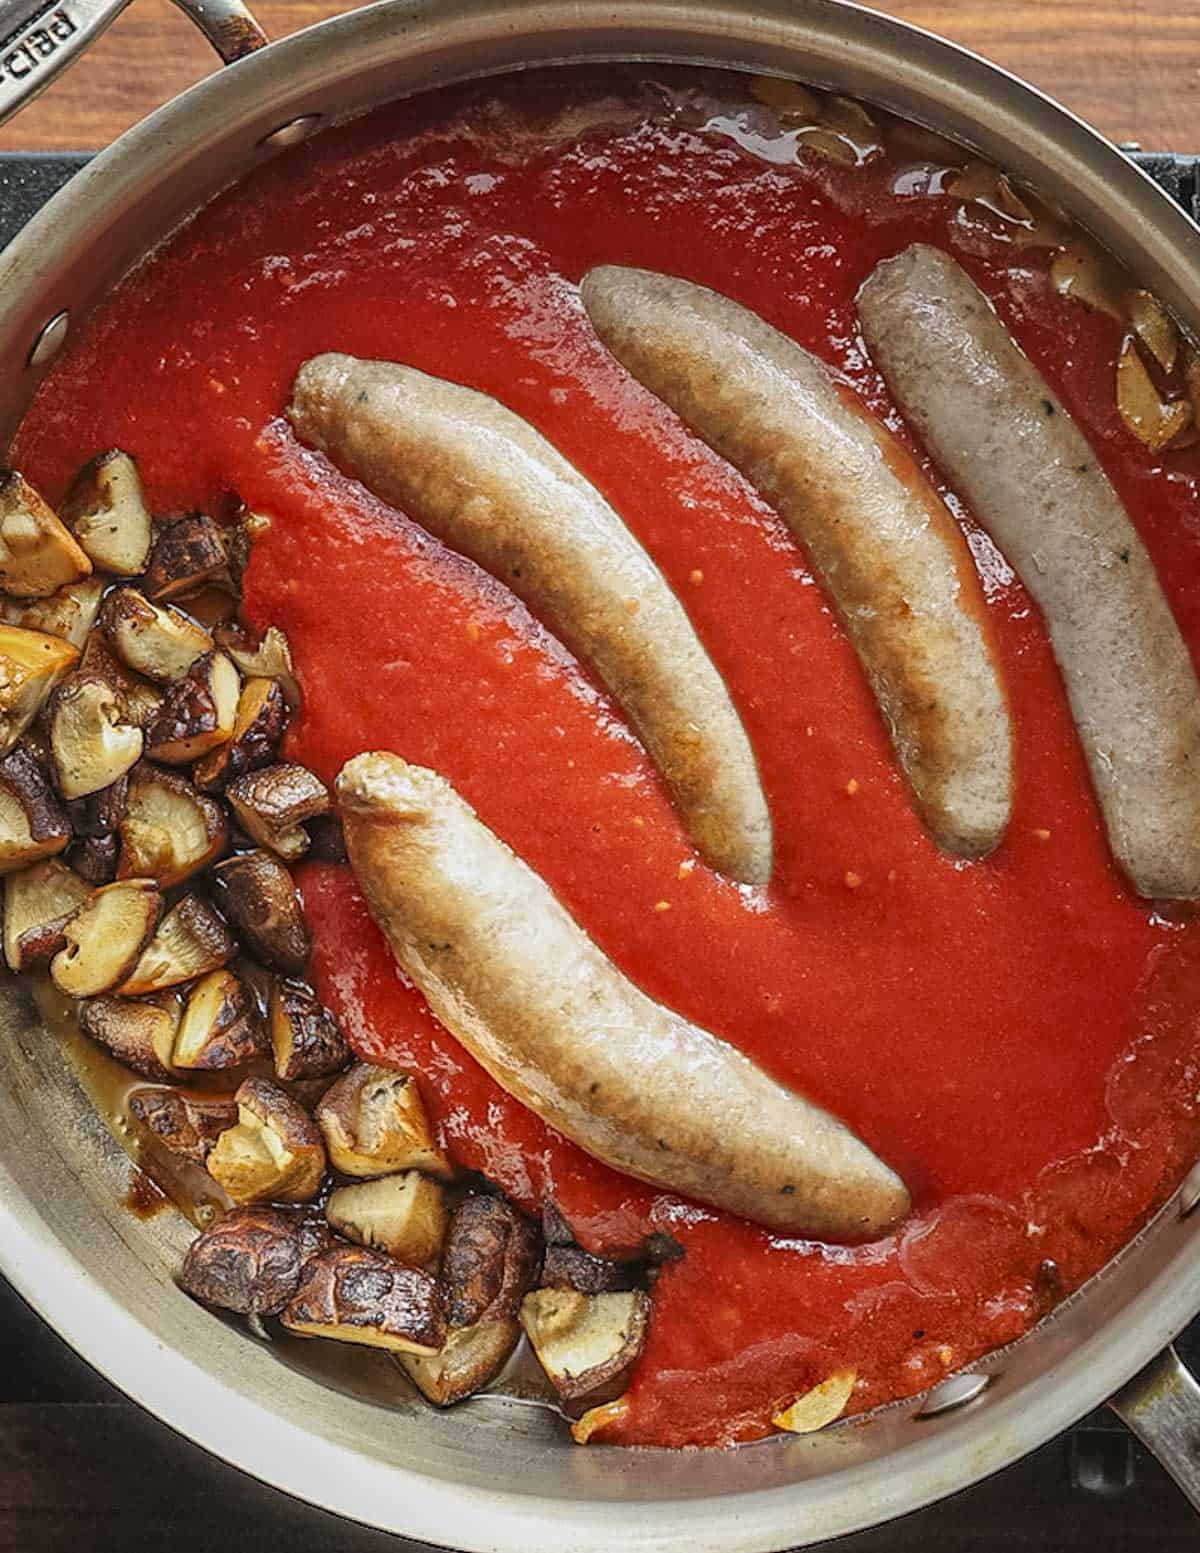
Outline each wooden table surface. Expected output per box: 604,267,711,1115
0,0,1198,153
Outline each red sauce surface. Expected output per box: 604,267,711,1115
13,69,1200,1447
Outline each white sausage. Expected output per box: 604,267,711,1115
337,751,910,1240
858,243,1200,899
580,265,1013,860
288,354,771,886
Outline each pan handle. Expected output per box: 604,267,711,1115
1109,1344,1200,1513
0,0,266,131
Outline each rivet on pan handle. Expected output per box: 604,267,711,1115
0,0,267,132
1109,1345,1200,1514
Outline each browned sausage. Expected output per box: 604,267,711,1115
580,265,1013,860
337,751,910,1240
859,243,1200,899
288,355,771,885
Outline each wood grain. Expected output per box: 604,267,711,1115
0,0,1197,153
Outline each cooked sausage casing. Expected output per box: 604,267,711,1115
858,243,1200,900
288,354,771,886
336,751,910,1240
580,265,1013,860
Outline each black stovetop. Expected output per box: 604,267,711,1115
1,149,1198,1552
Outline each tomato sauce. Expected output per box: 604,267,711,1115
13,68,1200,1447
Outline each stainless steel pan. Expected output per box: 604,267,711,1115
1,2,1199,1546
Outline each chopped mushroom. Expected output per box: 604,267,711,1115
45,672,143,799
179,1205,303,1315
61,451,152,577
315,1063,451,1180
0,623,81,756
64,773,127,886
399,1317,521,1407
441,1194,541,1328
206,1075,326,1203
67,834,119,886
65,773,129,839
306,813,347,864
2,577,105,649
281,1244,445,1354
172,968,265,1070
519,1289,650,1402
50,878,162,996
210,849,310,975
225,762,329,859
143,513,232,601
0,470,92,597
100,587,213,683
78,991,182,1081
3,858,90,970
0,742,70,873
296,1211,337,1273
269,980,348,1079
78,632,164,730
117,764,228,886
192,676,288,791
128,1086,238,1163
143,650,240,765
325,1172,448,1267
540,1244,641,1295
214,622,301,711
118,893,235,995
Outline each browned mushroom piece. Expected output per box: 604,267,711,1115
0,625,80,757
65,773,129,839
2,577,106,650
61,450,152,577
67,833,119,886
280,1244,445,1354
0,742,71,874
64,773,127,887
519,1289,650,1402
305,813,347,864
225,763,329,860
269,980,349,1079
207,1075,326,1203
100,586,213,684
325,1172,448,1267
50,878,163,996
78,991,183,1081
45,672,144,799
215,496,272,595
118,893,235,995
143,650,240,765
2,858,91,970
214,622,301,711
192,677,288,792
441,1194,541,1329
314,1064,451,1180
172,968,266,1070
540,1244,641,1295
179,1205,303,1315
77,632,164,730
143,513,232,602
296,1210,338,1273
210,850,310,974
0,470,92,597
399,1317,521,1408
128,1086,238,1163
117,764,227,886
